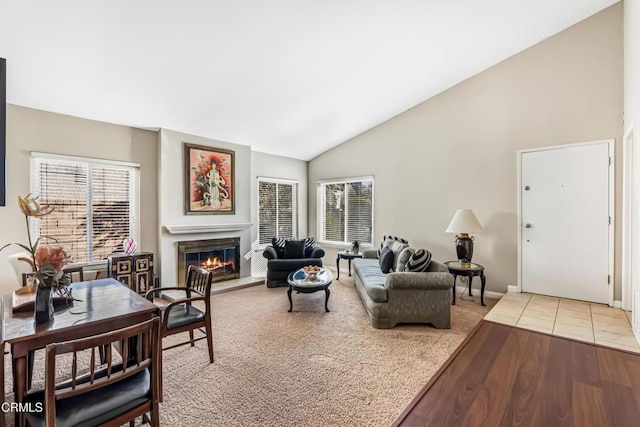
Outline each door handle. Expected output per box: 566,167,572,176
524,223,532,228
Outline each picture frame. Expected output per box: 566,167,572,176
136,257,149,271
116,260,131,274
117,274,131,288
136,271,150,293
184,143,235,215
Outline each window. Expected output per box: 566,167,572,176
318,177,373,245
31,153,140,264
257,178,298,244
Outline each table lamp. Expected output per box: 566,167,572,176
445,209,483,268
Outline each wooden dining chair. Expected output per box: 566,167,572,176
21,266,83,287
21,272,37,287
145,265,214,396
24,317,161,427
62,265,84,283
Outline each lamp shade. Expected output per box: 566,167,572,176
445,209,483,234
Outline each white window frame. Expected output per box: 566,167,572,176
257,177,299,245
317,176,374,246
31,152,140,264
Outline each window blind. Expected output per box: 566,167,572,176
258,178,298,244
319,178,373,244
31,155,140,264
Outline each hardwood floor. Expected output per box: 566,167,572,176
393,320,640,427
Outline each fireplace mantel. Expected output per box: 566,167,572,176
163,223,252,234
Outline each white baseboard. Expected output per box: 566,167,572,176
613,300,622,308
455,285,504,299
507,285,520,293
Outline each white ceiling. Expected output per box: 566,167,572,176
0,0,619,160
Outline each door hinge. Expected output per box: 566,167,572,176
609,157,612,166
609,216,611,225
608,275,611,284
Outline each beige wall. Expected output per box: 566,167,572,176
156,134,308,285
309,4,623,296
627,0,640,132
0,105,158,294
157,129,253,286
0,105,308,292
624,0,640,309
251,151,309,242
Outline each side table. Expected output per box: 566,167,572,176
445,261,486,306
336,251,363,280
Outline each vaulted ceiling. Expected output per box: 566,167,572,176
0,0,619,160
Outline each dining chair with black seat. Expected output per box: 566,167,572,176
145,265,214,399
24,317,161,427
145,265,214,361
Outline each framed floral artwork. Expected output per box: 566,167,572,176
184,143,235,214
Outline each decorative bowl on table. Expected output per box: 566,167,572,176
303,265,321,282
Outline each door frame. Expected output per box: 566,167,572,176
516,139,615,306
622,125,635,311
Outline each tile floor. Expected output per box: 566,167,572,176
485,293,640,353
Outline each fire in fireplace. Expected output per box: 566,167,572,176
177,238,240,286
201,256,234,273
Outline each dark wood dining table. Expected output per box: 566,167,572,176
2,278,159,426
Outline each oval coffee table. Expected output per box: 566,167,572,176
287,268,333,312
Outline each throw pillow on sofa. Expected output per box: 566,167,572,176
396,247,415,272
377,235,408,257
303,237,316,257
284,239,306,258
272,237,287,257
379,246,394,273
390,240,409,264
406,249,432,272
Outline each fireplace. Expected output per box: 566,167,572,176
177,238,240,286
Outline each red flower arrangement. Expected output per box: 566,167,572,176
35,246,70,271
1,194,72,292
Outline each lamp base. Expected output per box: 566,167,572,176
455,233,474,267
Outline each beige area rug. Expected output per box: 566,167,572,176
4,277,494,427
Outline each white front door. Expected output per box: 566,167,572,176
520,141,611,304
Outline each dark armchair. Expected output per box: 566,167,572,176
263,238,325,287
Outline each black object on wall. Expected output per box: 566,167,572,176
0,58,5,206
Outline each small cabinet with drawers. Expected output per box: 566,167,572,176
107,252,154,294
